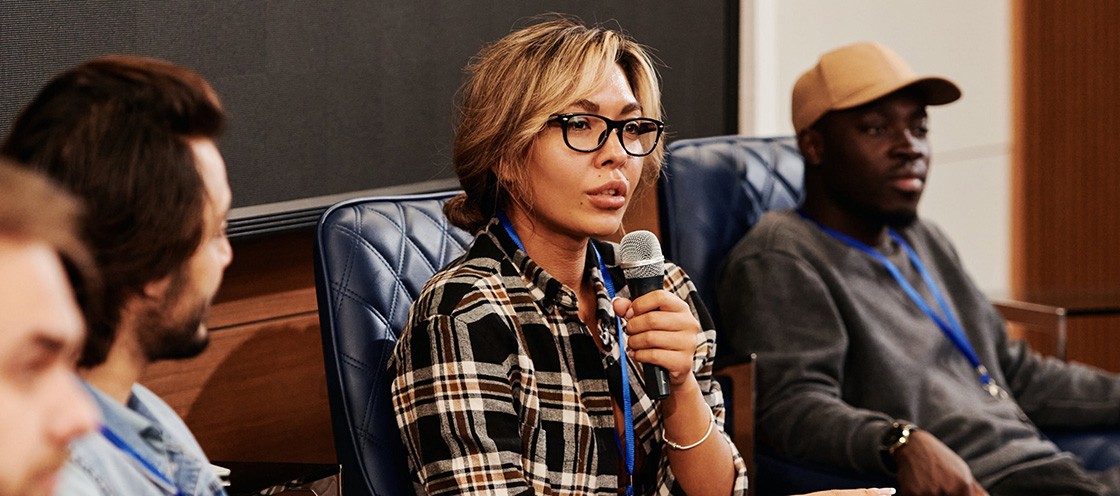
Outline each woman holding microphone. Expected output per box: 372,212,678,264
390,16,894,496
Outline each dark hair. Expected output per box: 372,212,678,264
0,159,100,339
446,16,664,233
1,55,225,367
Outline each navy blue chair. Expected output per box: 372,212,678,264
658,135,803,337
313,191,473,496
658,134,1120,494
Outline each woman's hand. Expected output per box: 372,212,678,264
614,290,737,496
612,290,702,386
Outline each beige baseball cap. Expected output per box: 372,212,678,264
791,42,961,133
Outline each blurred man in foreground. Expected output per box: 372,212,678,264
0,161,99,496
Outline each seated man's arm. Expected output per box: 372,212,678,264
997,316,1120,427
56,446,111,496
719,249,985,495
719,250,892,472
893,429,988,495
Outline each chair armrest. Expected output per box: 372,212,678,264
991,298,1068,360
992,298,1067,333
713,354,756,495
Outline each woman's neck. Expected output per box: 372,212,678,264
505,210,590,292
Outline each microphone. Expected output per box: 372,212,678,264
619,230,671,400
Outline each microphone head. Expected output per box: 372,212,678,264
619,230,665,279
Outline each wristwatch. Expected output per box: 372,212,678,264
878,421,917,472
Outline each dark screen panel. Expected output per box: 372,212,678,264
0,1,737,236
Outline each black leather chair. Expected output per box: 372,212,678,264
658,134,1120,494
313,191,473,496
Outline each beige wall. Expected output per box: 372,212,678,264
741,0,1011,292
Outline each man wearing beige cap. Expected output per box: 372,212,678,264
718,42,1120,495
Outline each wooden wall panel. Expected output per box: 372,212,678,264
1013,1,1120,291
1012,1,1120,368
1066,317,1120,373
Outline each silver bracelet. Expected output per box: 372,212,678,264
665,409,715,450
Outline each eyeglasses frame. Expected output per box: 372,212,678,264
547,113,665,157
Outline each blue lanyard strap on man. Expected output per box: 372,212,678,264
497,211,636,496
100,425,187,496
798,210,1008,400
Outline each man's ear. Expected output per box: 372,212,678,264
798,128,825,167
141,274,172,301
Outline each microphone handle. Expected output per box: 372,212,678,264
626,274,671,400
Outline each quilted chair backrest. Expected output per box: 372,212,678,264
658,135,804,332
313,191,473,496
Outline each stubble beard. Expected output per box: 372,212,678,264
141,303,210,361
137,273,213,362
833,185,921,232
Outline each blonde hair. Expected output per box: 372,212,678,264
445,16,664,233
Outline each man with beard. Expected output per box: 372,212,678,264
2,55,232,495
0,161,99,496
717,42,1120,495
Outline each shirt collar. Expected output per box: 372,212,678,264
484,217,567,311
486,217,618,300
482,217,625,347
84,381,167,452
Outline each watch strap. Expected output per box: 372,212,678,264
879,421,917,472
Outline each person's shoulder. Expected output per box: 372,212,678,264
728,209,817,259
905,218,979,277
130,383,180,419
418,253,492,296
60,428,167,496
907,217,950,240
753,209,813,238
899,217,960,255
58,435,116,496
131,384,210,456
411,233,512,319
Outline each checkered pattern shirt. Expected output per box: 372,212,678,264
390,219,748,495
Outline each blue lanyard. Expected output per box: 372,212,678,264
497,212,635,495
100,425,186,496
798,211,1005,398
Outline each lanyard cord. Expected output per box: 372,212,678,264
100,425,185,496
797,211,998,390
497,212,635,496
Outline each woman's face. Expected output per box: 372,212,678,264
511,63,646,245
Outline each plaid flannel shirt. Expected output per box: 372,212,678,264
390,218,748,495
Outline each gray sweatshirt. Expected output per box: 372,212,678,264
717,210,1120,485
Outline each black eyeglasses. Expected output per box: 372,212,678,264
548,113,665,157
